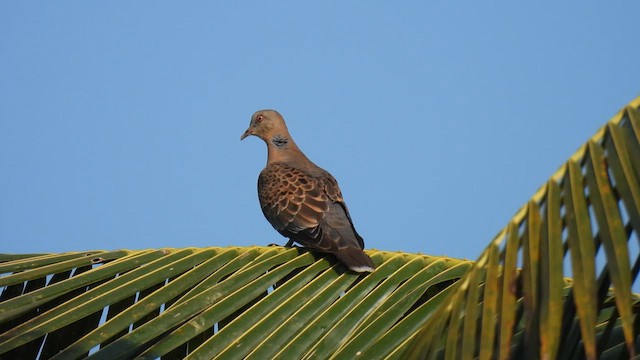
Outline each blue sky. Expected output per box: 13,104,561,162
1,2,639,262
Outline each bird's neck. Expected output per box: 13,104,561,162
266,133,311,165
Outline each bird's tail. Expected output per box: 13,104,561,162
334,247,375,273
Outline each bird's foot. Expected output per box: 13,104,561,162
267,240,295,248
284,239,294,247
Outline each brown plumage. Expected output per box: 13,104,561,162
241,109,375,273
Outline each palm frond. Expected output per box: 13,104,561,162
406,97,640,359
0,248,470,359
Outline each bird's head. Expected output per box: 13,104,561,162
240,109,288,142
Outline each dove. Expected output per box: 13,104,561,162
241,110,375,273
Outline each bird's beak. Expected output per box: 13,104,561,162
240,126,253,141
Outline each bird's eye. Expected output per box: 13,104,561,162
256,115,264,122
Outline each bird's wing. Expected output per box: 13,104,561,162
318,170,365,249
258,163,373,271
258,163,365,250
258,163,329,238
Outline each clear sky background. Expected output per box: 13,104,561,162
1,2,639,262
